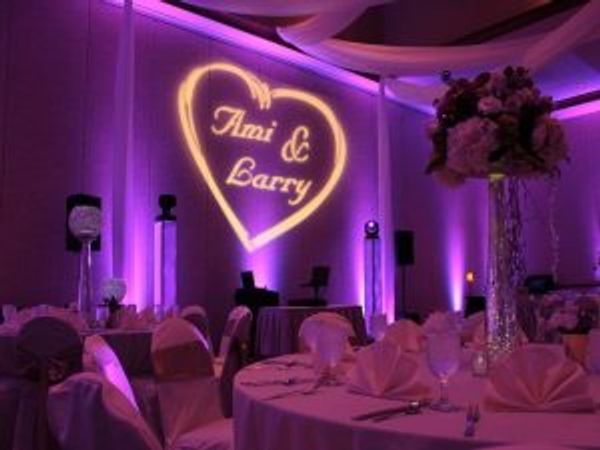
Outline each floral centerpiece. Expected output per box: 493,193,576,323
425,67,569,364
100,278,127,328
546,297,599,336
545,296,600,365
426,66,568,185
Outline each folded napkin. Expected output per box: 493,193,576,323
382,319,425,353
347,340,433,400
423,311,461,335
484,344,594,412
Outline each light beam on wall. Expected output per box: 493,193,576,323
177,62,347,251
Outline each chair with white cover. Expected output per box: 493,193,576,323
83,334,139,412
47,372,162,450
84,334,164,442
181,305,212,353
151,318,231,450
14,316,83,450
217,306,252,364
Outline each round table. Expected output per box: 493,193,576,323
233,354,600,450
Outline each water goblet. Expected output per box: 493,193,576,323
313,327,347,385
426,331,461,412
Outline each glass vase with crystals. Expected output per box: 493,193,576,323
426,66,568,365
68,205,102,323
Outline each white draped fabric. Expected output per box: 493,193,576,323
112,0,136,282
182,0,389,16
288,35,541,76
521,0,600,72
385,79,444,113
377,79,395,320
277,5,369,46
182,0,600,108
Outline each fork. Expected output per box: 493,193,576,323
464,404,480,437
464,405,476,437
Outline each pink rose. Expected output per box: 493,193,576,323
478,96,503,115
446,117,498,177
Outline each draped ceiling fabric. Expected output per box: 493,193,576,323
113,0,137,299
183,0,600,108
182,0,390,17
377,79,395,321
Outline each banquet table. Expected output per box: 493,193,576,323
233,354,600,450
255,305,367,358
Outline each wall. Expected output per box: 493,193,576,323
389,104,600,316
1,0,599,327
0,0,378,333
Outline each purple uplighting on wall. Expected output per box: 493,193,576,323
445,209,465,312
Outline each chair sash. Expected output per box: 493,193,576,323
181,306,212,353
151,318,222,446
83,334,139,412
47,373,162,450
218,306,252,360
16,316,83,450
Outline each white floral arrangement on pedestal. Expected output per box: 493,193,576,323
102,278,127,303
68,205,102,240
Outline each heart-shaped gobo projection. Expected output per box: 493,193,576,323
178,62,347,252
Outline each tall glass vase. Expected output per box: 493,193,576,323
486,174,525,364
77,238,94,322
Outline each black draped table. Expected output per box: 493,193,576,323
255,305,367,358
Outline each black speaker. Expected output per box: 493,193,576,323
394,230,414,266
66,194,102,252
524,274,555,294
465,295,486,317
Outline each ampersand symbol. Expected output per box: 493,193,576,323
281,126,310,163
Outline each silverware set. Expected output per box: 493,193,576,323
258,359,312,369
261,376,326,400
351,400,427,422
463,404,481,437
241,377,314,387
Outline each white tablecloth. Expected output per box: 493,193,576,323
233,354,600,450
255,305,367,358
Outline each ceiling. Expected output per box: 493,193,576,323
173,0,600,110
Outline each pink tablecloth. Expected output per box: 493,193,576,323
255,305,367,358
233,354,600,450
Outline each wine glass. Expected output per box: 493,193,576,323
313,326,347,385
426,331,461,412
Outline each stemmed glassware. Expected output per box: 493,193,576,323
426,331,461,412
313,326,347,385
